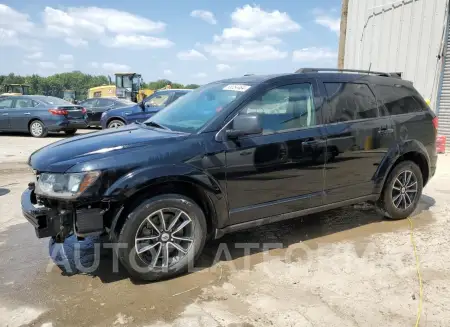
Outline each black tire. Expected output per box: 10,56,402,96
117,194,207,281
29,120,48,138
107,119,125,129
377,160,423,220
64,129,77,135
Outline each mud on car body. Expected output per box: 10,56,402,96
22,69,438,281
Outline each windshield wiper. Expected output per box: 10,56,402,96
141,120,171,131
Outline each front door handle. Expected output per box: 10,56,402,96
24,112,31,115
1,113,8,116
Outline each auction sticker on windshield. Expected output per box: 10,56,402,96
223,84,251,92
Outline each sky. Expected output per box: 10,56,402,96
0,0,341,85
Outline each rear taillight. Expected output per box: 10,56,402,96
81,107,87,114
48,109,68,115
432,117,438,130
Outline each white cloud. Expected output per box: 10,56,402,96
204,5,297,62
63,63,74,69
26,52,43,59
163,69,173,76
0,28,18,46
91,62,99,68
205,39,287,61
193,72,207,78
177,49,207,61
65,37,88,47
313,9,340,34
190,10,217,25
216,5,300,41
216,64,232,72
0,4,34,33
0,6,39,48
38,61,57,69
292,47,338,62
59,54,74,61
43,7,165,36
107,34,173,49
43,7,170,49
102,62,131,72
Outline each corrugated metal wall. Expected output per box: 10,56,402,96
344,0,448,109
437,16,450,145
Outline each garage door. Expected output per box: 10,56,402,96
438,13,450,148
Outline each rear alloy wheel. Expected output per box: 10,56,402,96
377,160,423,220
108,119,125,129
117,194,207,281
29,120,48,138
64,129,77,136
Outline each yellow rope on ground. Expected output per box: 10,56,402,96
408,217,423,327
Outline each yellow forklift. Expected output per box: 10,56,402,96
114,73,154,102
87,73,154,102
1,84,30,96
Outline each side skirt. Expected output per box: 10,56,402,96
214,195,378,239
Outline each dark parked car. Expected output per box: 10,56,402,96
0,95,87,137
78,97,136,127
100,89,191,129
22,69,437,281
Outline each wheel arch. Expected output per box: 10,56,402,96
105,165,227,241
106,116,126,127
374,140,431,193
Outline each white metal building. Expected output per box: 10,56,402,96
341,0,450,146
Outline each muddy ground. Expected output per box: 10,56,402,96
0,130,449,327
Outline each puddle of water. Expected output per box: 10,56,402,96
0,196,436,326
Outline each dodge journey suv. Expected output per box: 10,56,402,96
22,68,438,281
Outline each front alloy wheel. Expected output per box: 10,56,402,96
117,194,207,281
134,208,194,268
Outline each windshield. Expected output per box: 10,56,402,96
11,86,23,93
40,96,73,105
145,82,251,133
116,75,132,89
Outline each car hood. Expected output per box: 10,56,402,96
29,124,188,172
106,103,162,116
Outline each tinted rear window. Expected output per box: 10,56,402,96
324,82,378,123
372,84,423,116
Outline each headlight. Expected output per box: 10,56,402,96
35,171,100,198
101,111,107,118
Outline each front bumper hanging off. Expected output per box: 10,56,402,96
21,187,104,239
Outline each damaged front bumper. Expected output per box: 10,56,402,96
21,185,105,239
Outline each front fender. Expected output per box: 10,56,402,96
373,139,430,193
103,164,223,200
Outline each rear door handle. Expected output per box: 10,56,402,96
24,112,31,115
378,128,394,134
1,113,8,116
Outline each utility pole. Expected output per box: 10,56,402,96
338,0,349,69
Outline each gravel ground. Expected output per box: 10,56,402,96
0,131,449,327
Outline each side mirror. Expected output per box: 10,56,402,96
226,114,262,139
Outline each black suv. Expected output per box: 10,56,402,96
22,68,438,281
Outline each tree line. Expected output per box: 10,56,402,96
0,72,200,100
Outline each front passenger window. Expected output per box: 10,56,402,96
240,83,317,134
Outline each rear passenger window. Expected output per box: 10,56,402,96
324,83,378,123
372,84,423,115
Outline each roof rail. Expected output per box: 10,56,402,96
243,74,254,76
295,68,400,78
